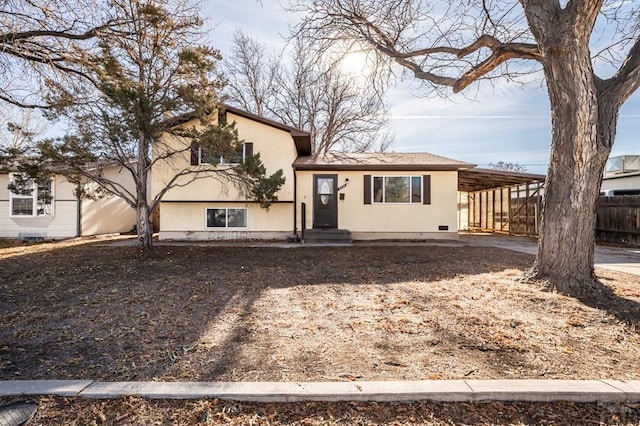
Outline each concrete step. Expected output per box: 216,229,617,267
304,229,352,244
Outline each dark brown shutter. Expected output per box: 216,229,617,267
364,175,371,204
423,175,431,205
190,143,198,165
244,142,253,160
218,110,227,125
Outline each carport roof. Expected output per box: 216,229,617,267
458,168,545,192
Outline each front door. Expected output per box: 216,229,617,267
313,174,338,229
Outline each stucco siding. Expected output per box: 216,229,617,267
152,112,297,203
80,165,137,235
158,201,293,240
296,170,459,237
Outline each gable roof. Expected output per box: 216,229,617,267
293,152,475,171
166,105,312,156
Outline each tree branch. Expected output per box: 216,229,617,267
598,35,640,105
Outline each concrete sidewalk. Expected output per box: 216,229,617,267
1,380,639,403
106,234,640,277
460,234,640,277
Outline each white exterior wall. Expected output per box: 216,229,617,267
296,170,460,240
0,174,78,238
0,165,137,239
601,173,640,192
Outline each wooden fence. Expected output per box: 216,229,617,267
596,195,640,246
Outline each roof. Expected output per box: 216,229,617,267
293,152,474,171
167,106,312,156
458,168,546,192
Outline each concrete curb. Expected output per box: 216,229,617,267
1,380,639,403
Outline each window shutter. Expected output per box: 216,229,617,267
364,175,371,204
190,143,198,165
423,175,431,205
244,142,253,160
218,110,227,125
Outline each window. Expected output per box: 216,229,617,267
372,176,422,204
9,176,53,217
206,208,247,228
193,142,253,166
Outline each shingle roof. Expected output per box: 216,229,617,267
293,152,475,171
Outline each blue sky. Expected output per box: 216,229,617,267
205,1,640,175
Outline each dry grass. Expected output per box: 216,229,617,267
1,396,639,425
1,237,639,424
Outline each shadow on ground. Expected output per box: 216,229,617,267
1,241,638,383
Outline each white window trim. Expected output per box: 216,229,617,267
9,174,55,217
204,207,249,229
372,175,422,204
199,143,248,166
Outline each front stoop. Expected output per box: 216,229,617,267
304,229,352,244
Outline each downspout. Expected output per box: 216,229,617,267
76,182,82,237
293,165,297,239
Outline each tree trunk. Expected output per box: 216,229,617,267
136,133,153,249
137,200,153,249
525,40,614,295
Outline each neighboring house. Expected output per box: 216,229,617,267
601,155,640,195
0,164,137,239
153,106,474,241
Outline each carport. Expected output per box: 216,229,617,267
458,168,546,236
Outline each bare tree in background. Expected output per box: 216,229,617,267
224,30,392,153
291,0,640,295
489,161,528,173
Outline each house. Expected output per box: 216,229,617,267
153,106,474,241
0,164,137,240
600,155,640,195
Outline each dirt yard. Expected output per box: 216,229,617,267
1,237,640,424
1,395,639,425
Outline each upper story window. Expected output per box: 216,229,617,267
9,174,54,217
191,142,253,166
373,176,422,204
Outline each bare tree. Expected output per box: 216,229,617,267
489,161,528,172
224,30,392,153
291,0,640,295
0,0,111,109
0,108,46,149
224,31,277,117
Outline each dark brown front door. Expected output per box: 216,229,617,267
313,174,338,228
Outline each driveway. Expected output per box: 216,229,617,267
461,233,640,277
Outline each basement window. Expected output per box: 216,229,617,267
205,208,247,228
